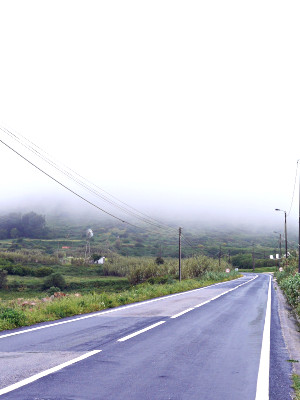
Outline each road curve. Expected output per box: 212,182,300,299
0,274,292,399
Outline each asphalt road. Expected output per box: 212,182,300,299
0,274,292,399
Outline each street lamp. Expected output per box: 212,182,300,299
275,209,288,267
273,231,282,259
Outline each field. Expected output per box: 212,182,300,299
0,248,241,330
0,212,298,331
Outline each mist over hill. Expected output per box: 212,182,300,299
0,192,298,261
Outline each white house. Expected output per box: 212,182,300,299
95,257,106,264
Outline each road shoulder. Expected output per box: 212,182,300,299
273,277,300,376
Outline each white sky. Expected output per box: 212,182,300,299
0,1,299,227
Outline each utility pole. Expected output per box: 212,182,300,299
179,227,182,282
279,233,282,259
252,243,255,272
228,250,231,263
275,209,288,268
284,211,288,268
298,160,300,272
218,245,221,267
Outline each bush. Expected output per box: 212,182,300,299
0,264,53,277
48,286,61,295
0,307,26,327
43,273,66,290
34,267,54,277
280,274,300,307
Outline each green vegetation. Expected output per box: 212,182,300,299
292,374,300,400
275,259,300,318
1,209,297,331
0,212,48,239
238,267,277,273
0,272,239,331
0,236,239,330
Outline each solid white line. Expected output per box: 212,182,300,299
0,350,101,397
255,275,271,400
171,308,195,319
0,276,248,340
117,321,166,342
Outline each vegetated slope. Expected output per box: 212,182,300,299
0,211,295,265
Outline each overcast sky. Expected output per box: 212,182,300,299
0,1,299,228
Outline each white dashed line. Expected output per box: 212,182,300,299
118,321,166,342
0,350,101,397
0,276,247,340
171,308,195,319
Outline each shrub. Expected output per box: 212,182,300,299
0,264,53,277
48,286,62,295
0,307,26,327
34,267,54,277
43,273,66,289
280,274,300,307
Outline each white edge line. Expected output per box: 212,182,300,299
0,350,101,397
255,275,271,400
117,321,166,342
0,276,248,340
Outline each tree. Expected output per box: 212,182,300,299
0,212,48,239
43,273,66,290
10,228,20,239
21,212,46,238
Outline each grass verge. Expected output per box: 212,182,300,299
0,273,240,331
292,374,300,400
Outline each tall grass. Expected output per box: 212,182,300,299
0,271,239,331
0,250,58,265
102,254,232,284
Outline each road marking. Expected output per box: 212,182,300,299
170,275,258,318
255,275,271,400
118,321,166,342
194,274,258,307
0,276,249,340
0,350,101,397
171,308,195,319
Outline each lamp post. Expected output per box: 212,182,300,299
275,209,288,267
273,231,282,259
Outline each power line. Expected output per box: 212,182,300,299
1,126,207,255
0,126,177,233
0,132,229,264
0,137,140,228
181,233,204,255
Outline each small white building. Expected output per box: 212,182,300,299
95,257,106,264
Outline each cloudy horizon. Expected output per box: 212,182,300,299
0,1,299,233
